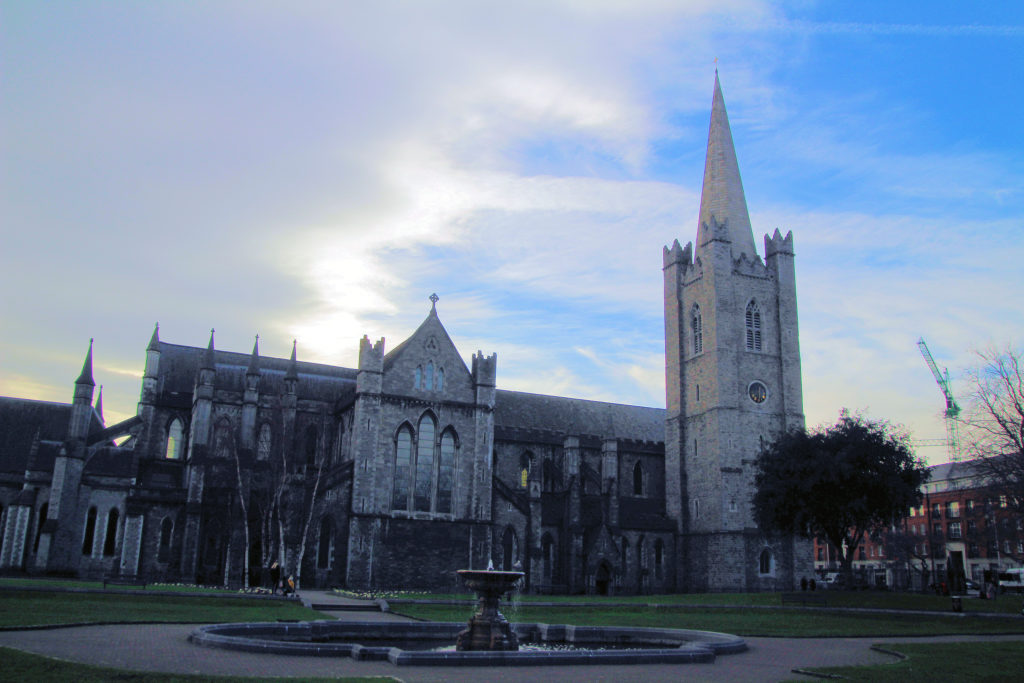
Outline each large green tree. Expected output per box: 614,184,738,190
753,411,928,586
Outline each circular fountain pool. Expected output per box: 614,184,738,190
189,620,746,666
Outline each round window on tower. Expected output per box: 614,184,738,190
748,381,768,404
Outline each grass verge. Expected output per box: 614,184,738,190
0,646,390,683
0,577,263,594
393,603,1024,637
790,641,1024,682
341,588,1024,615
0,590,323,628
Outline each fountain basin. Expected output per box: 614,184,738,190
189,620,746,666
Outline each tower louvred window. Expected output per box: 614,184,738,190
691,304,703,355
745,300,762,352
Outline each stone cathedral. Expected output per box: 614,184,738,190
0,75,812,593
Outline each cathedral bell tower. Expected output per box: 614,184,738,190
664,72,809,592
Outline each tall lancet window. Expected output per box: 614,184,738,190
414,414,436,512
691,304,703,355
392,426,413,510
437,429,456,513
257,424,272,461
166,418,184,460
745,300,762,352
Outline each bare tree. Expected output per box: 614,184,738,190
292,450,327,590
233,448,252,589
961,345,1024,515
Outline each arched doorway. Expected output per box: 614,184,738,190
595,561,612,596
501,527,517,571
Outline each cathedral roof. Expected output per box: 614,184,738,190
151,342,356,402
696,72,758,260
494,390,664,444
0,397,73,473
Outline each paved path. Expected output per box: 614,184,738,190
1,591,1022,682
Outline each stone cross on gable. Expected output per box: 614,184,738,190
430,293,439,309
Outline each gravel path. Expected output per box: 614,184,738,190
0,590,1021,682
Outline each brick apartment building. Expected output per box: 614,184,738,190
814,458,1023,590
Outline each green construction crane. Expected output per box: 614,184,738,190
917,337,962,462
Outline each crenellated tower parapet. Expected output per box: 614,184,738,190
764,228,794,260
356,336,384,395
471,351,497,406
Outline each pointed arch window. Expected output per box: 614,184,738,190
501,526,518,571
305,425,318,467
542,458,557,493
257,424,272,461
620,538,629,578
437,430,456,514
414,366,422,390
166,418,184,460
393,426,413,511
317,516,333,569
393,417,458,514
691,304,703,355
435,367,444,391
33,502,49,554
159,517,173,562
425,362,434,393
520,452,532,488
633,461,645,497
103,508,120,557
759,547,773,575
745,300,762,352
414,415,436,512
82,506,97,555
214,418,232,459
542,533,556,579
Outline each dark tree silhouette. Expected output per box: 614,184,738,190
753,411,928,587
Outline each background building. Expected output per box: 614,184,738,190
813,458,1024,590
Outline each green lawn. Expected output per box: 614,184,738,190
0,646,389,683
791,641,1024,682
364,587,1024,614
0,590,323,628
0,577,255,594
394,603,1024,637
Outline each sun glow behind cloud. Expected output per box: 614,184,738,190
2,2,1022,463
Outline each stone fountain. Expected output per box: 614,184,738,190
189,567,748,666
455,568,524,651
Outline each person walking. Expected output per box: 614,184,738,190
270,561,281,595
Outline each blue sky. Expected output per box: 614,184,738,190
2,1,1022,464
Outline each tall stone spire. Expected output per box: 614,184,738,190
696,71,758,260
